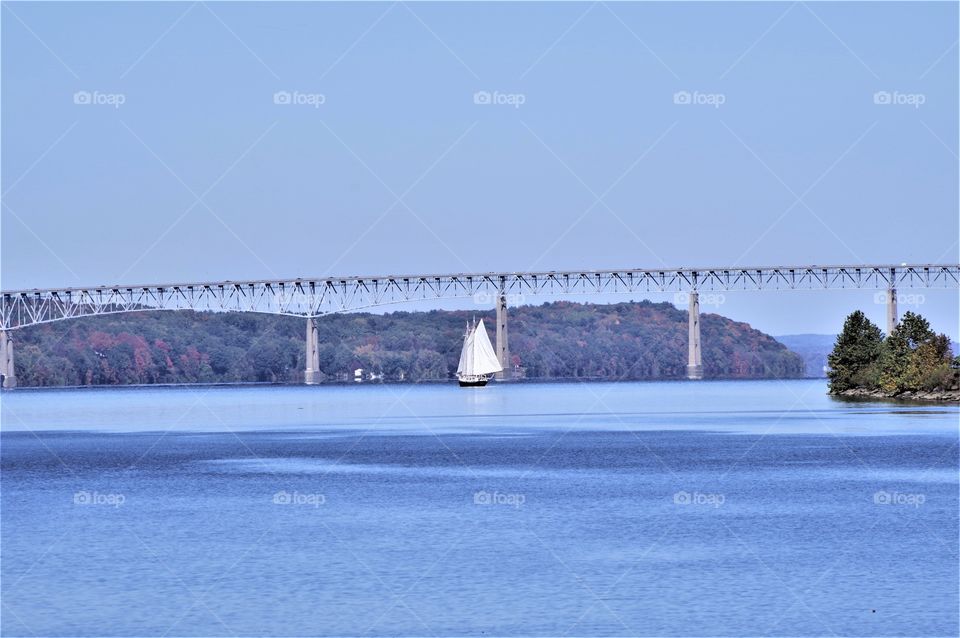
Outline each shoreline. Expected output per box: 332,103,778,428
831,387,960,403
2,375,820,392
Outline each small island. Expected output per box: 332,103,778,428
828,310,959,402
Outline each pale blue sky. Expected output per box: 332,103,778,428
2,2,957,337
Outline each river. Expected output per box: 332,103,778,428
1,379,957,636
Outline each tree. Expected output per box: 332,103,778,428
827,311,883,392
898,311,934,348
878,329,910,394
876,313,955,394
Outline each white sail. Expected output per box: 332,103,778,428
456,319,503,378
456,326,474,376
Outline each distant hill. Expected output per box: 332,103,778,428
12,301,804,386
775,334,837,378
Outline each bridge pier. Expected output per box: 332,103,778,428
686,292,703,380
886,287,898,335
495,292,510,379
1,330,16,389
304,317,320,385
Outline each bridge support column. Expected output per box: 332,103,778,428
1,330,16,389
304,318,320,385
886,288,898,335
495,292,510,380
686,292,703,380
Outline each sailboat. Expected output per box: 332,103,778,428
456,318,502,387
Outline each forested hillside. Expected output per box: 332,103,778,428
12,301,804,386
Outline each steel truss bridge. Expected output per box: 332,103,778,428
2,264,957,330
1,263,957,387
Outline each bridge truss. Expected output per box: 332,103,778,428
2,263,957,330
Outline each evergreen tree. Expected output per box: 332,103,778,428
827,311,883,392
898,311,934,348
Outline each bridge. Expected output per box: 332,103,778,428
2,263,958,388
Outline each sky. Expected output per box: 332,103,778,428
2,1,958,338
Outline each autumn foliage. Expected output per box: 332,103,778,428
12,301,804,386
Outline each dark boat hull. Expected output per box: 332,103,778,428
458,378,489,387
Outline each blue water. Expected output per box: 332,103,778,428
2,380,957,636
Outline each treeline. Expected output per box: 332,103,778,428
12,300,804,387
827,310,958,395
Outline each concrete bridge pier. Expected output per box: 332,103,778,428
686,292,703,380
1,330,16,389
495,292,510,380
886,288,898,335
304,317,320,385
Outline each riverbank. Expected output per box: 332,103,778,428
832,387,960,402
